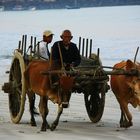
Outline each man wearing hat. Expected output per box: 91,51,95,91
39,30,53,59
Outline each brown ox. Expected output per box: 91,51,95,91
110,59,140,128
24,60,74,131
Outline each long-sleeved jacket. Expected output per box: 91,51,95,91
52,41,81,67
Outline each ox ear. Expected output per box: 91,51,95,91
126,59,134,70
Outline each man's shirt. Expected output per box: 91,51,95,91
52,41,81,66
39,42,50,59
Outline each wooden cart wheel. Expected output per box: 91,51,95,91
84,53,106,123
8,50,26,123
84,83,106,123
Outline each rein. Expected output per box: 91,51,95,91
54,42,66,101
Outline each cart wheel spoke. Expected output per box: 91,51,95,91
16,88,22,95
16,82,22,88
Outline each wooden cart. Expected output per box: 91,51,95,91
2,35,137,124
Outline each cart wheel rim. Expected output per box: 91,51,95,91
9,50,26,123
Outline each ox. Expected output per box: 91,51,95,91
24,60,74,131
110,59,140,128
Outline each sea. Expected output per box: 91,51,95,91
0,5,140,67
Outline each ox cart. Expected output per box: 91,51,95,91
2,35,139,127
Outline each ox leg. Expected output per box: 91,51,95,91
27,91,37,126
50,106,63,131
32,94,39,115
120,107,128,127
39,96,50,131
120,104,133,128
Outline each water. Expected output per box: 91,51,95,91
0,5,140,66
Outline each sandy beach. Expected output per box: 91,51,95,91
0,62,140,140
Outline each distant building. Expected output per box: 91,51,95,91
0,0,140,11
43,0,56,2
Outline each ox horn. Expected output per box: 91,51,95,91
134,46,139,64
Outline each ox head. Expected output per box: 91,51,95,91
126,60,140,107
58,75,74,108
127,78,140,107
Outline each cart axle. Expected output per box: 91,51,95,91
2,82,13,94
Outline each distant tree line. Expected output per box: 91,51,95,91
0,0,140,10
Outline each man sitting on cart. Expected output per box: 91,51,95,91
50,29,81,88
51,29,81,69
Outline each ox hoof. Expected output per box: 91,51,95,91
50,124,57,131
41,122,50,131
120,121,133,128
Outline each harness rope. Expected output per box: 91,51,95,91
57,42,66,101
58,42,65,71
